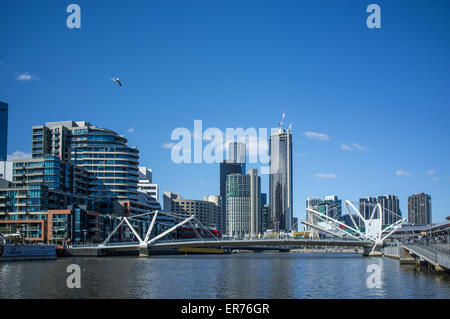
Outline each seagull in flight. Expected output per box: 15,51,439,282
111,77,122,87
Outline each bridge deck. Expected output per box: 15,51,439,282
69,238,373,251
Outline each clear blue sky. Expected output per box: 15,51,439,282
1,0,449,222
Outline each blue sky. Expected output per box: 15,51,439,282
0,0,449,222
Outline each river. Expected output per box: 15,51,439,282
1,253,449,298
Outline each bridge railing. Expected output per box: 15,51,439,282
403,242,450,270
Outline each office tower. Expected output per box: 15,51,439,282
225,169,261,238
269,129,293,232
228,142,246,168
0,161,13,182
408,193,432,225
0,102,7,161
359,197,378,220
377,195,401,225
137,166,160,210
219,160,244,234
32,121,139,202
226,173,251,238
163,191,219,228
249,169,261,237
261,204,270,232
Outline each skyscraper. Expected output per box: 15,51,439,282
226,173,251,238
228,141,246,169
219,160,244,234
408,193,432,225
248,169,261,237
0,102,8,161
269,129,293,232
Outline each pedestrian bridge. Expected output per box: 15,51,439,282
403,243,450,271
66,209,392,257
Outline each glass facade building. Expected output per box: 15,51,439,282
269,130,293,232
225,170,261,238
226,173,251,238
31,121,139,205
219,160,244,234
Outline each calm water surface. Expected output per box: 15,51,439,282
1,253,449,298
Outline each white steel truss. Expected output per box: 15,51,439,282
302,200,405,250
98,210,221,248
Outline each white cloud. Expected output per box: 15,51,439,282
426,169,436,175
162,142,176,149
15,72,40,82
303,131,330,141
341,143,369,151
314,173,338,179
351,143,369,151
341,144,352,151
127,128,135,133
7,151,32,161
432,176,439,182
396,170,412,177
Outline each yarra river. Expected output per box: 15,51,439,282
0,253,449,298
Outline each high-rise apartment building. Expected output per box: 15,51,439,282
269,129,293,232
378,195,401,225
0,102,8,161
408,193,432,225
359,195,401,226
32,121,140,202
359,197,378,220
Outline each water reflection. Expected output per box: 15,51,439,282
0,253,449,299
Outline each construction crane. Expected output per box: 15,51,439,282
278,111,286,132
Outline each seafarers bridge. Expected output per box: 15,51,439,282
65,202,405,257
66,237,374,257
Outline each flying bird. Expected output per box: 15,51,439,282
111,77,122,87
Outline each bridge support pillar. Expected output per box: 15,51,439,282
363,244,383,257
434,264,445,272
139,243,149,257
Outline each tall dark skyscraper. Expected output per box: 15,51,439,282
219,141,246,235
0,102,8,161
269,129,293,232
